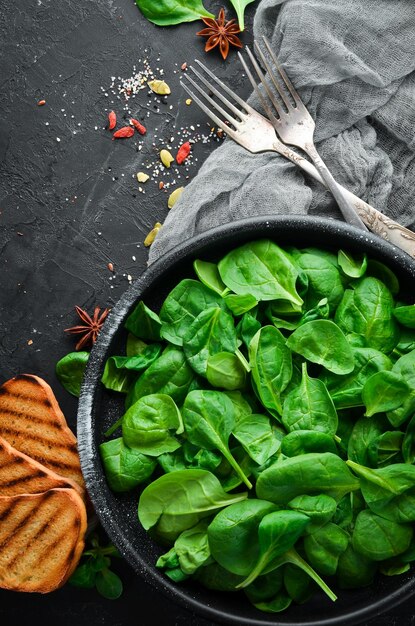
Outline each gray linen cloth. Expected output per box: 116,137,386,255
149,0,415,263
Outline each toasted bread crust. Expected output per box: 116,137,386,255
0,375,85,491
0,488,87,593
0,435,83,498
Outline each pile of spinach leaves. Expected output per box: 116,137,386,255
99,239,415,614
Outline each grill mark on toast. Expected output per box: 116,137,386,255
0,427,78,453
0,497,19,522
0,494,52,550
0,457,24,471
1,470,54,489
0,388,53,408
0,408,63,428
6,501,70,570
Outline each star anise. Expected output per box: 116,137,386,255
64,305,110,351
197,8,243,60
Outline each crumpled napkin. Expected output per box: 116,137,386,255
149,0,415,263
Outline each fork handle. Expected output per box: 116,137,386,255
303,142,368,232
274,144,415,259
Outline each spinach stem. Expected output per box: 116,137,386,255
235,348,251,372
104,417,124,438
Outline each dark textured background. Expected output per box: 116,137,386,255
0,0,414,624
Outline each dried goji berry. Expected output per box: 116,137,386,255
107,110,116,130
130,118,147,135
112,126,134,140
176,141,191,164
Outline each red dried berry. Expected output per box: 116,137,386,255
130,118,147,135
112,126,135,140
107,110,117,130
176,141,191,165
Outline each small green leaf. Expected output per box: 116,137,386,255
135,0,214,26
228,0,257,30
56,351,89,397
95,568,123,600
69,562,96,588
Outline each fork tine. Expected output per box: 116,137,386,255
262,36,302,106
244,46,285,120
237,51,280,130
181,80,239,142
194,59,254,114
253,40,293,110
189,63,247,122
184,72,241,127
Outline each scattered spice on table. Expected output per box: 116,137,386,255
107,110,117,130
65,306,110,350
176,141,191,164
112,126,135,140
130,118,147,134
144,222,162,247
197,8,243,60
160,149,174,168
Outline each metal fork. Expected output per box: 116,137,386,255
181,60,415,259
239,37,367,232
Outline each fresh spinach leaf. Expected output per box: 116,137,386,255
335,277,399,353
56,351,89,397
336,544,376,589
135,0,214,26
303,522,349,576
182,390,252,488
249,325,292,417
233,413,281,465
206,351,246,390
193,259,228,296
297,252,344,311
237,510,310,587
337,250,367,278
362,370,410,416
352,509,413,560
224,293,258,316
393,304,415,329
208,499,277,576
287,494,337,526
256,453,360,504
281,430,337,457
347,460,415,523
183,307,238,376
101,344,162,393
157,520,211,579
122,394,183,456
402,415,415,464
218,240,302,306
100,437,156,491
323,347,392,409
348,414,390,466
237,310,261,348
124,301,161,340
194,562,243,590
282,363,338,434
286,320,354,375
387,350,415,427
366,259,399,294
160,279,226,346
138,469,248,532
127,347,194,407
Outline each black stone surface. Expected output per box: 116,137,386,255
0,0,414,624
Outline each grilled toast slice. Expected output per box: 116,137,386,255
0,375,85,492
0,488,87,593
0,435,82,497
